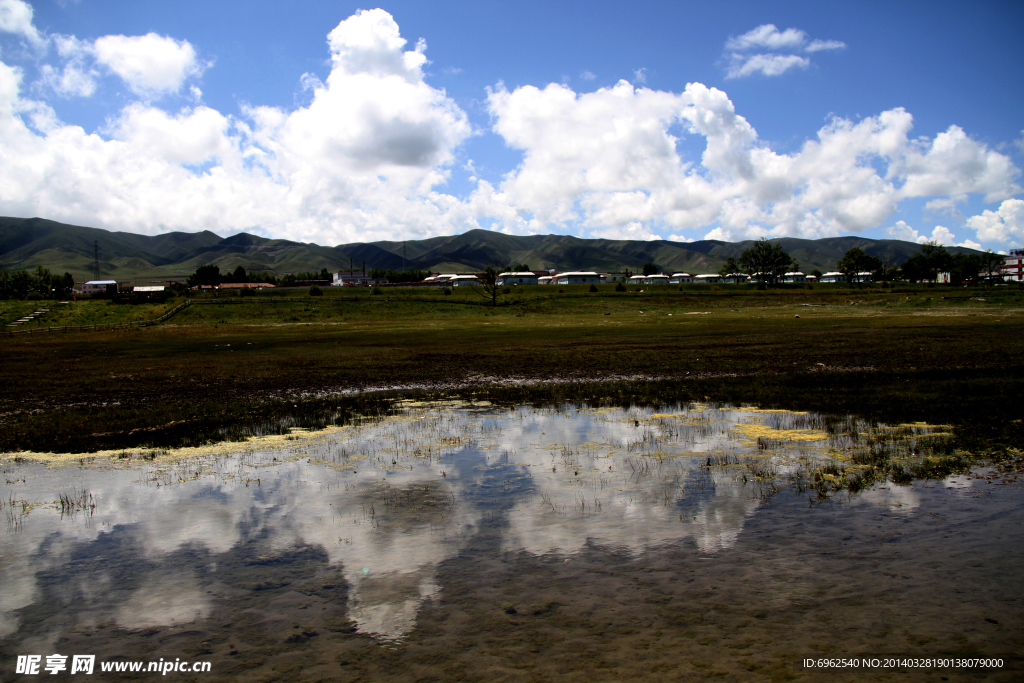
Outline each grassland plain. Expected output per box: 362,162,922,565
2,283,1023,455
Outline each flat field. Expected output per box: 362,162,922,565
2,283,1023,454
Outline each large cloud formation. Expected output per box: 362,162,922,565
475,80,1018,241
0,3,1020,248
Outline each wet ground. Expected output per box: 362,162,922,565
1,402,1021,681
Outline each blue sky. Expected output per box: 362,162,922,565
1,0,1022,249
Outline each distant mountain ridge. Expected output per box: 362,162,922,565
0,216,986,282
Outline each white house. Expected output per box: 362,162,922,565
555,272,602,285
693,274,722,284
642,274,670,285
448,275,481,287
669,273,693,283
819,272,845,283
721,273,749,284
333,272,387,286
783,272,806,283
81,280,118,294
496,272,539,285
538,276,555,285
601,273,628,283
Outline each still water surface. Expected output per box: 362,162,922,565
2,402,1021,681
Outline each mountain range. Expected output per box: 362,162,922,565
0,216,986,283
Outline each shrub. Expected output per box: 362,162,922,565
589,284,598,293
558,288,564,293
615,283,627,292
308,285,323,296
239,287,255,297
371,286,383,295
26,292,42,301
443,287,452,296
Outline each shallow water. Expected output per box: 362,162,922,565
1,402,1022,681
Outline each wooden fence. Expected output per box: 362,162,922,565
1,299,192,338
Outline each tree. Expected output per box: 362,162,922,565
508,263,531,272
981,251,1004,281
899,242,954,282
920,242,953,282
230,265,248,283
475,264,503,306
187,264,222,288
57,272,75,298
738,239,795,287
836,247,882,285
369,268,430,283
642,262,658,276
718,257,739,278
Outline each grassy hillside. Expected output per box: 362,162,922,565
1,216,989,284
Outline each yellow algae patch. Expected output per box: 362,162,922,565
0,423,354,468
730,423,829,443
736,407,810,415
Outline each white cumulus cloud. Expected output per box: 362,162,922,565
726,24,807,52
0,0,43,47
726,53,809,79
888,222,982,249
0,9,473,246
478,80,1019,244
93,33,203,96
885,220,920,242
0,8,1020,251
723,23,844,79
966,199,1024,247
37,35,97,97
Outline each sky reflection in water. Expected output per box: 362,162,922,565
0,402,956,645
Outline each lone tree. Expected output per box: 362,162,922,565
738,239,795,287
642,262,658,276
836,247,882,285
474,263,504,307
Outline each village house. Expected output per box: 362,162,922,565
496,272,540,285
555,272,602,284
332,271,387,286
80,280,120,294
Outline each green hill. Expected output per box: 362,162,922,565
0,216,988,284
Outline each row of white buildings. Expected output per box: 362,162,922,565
470,271,878,286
